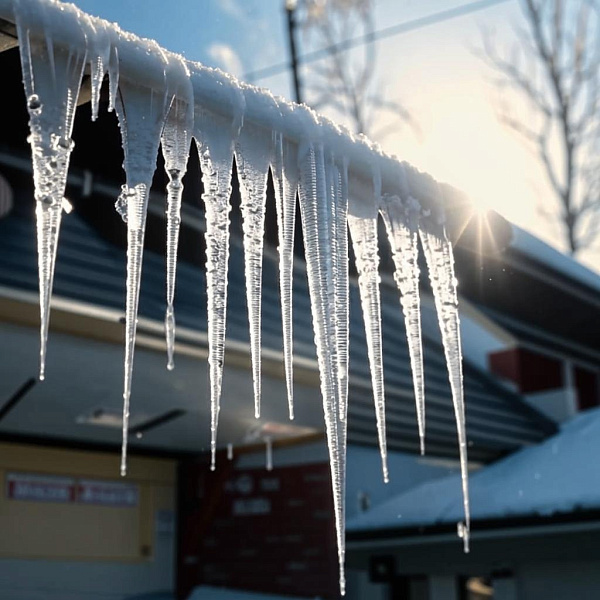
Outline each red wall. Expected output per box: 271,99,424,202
177,456,338,599
488,347,563,393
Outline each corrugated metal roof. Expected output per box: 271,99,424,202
0,191,556,461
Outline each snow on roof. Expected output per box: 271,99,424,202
510,225,600,294
348,407,600,533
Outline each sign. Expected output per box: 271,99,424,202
77,480,138,507
6,473,138,507
7,472,75,503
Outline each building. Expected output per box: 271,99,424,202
347,407,600,600
346,212,600,599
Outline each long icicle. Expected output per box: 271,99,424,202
330,155,350,570
235,124,271,419
271,133,298,420
194,109,237,472
14,0,87,382
419,202,470,552
162,57,194,371
298,142,345,596
114,58,173,476
347,174,388,483
379,186,425,454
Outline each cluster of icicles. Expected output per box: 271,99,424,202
10,0,469,594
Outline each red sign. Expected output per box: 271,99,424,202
7,473,75,503
6,473,138,507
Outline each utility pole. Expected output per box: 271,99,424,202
285,0,303,105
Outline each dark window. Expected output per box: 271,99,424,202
574,367,600,411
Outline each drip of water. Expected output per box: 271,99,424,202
265,436,273,471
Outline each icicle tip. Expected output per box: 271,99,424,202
457,521,470,553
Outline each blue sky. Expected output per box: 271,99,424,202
69,0,598,270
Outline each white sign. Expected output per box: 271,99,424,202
7,472,75,503
77,480,138,507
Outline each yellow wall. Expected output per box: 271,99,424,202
0,442,176,562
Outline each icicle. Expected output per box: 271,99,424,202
227,443,234,461
161,56,194,371
271,133,298,420
107,44,119,113
14,0,87,382
235,123,271,419
298,142,345,596
333,158,349,427
418,200,470,552
330,155,350,590
194,109,237,473
265,436,273,471
379,178,425,454
347,174,388,483
81,15,111,121
114,54,173,476
325,152,350,541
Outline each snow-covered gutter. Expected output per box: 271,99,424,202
0,0,471,594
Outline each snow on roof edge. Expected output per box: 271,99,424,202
348,407,600,534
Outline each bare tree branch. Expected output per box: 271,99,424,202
480,0,600,254
296,0,414,138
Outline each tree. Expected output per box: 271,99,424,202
482,0,600,255
293,0,415,138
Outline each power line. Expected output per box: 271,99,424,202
243,0,511,82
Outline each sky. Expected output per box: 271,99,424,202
70,0,599,272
